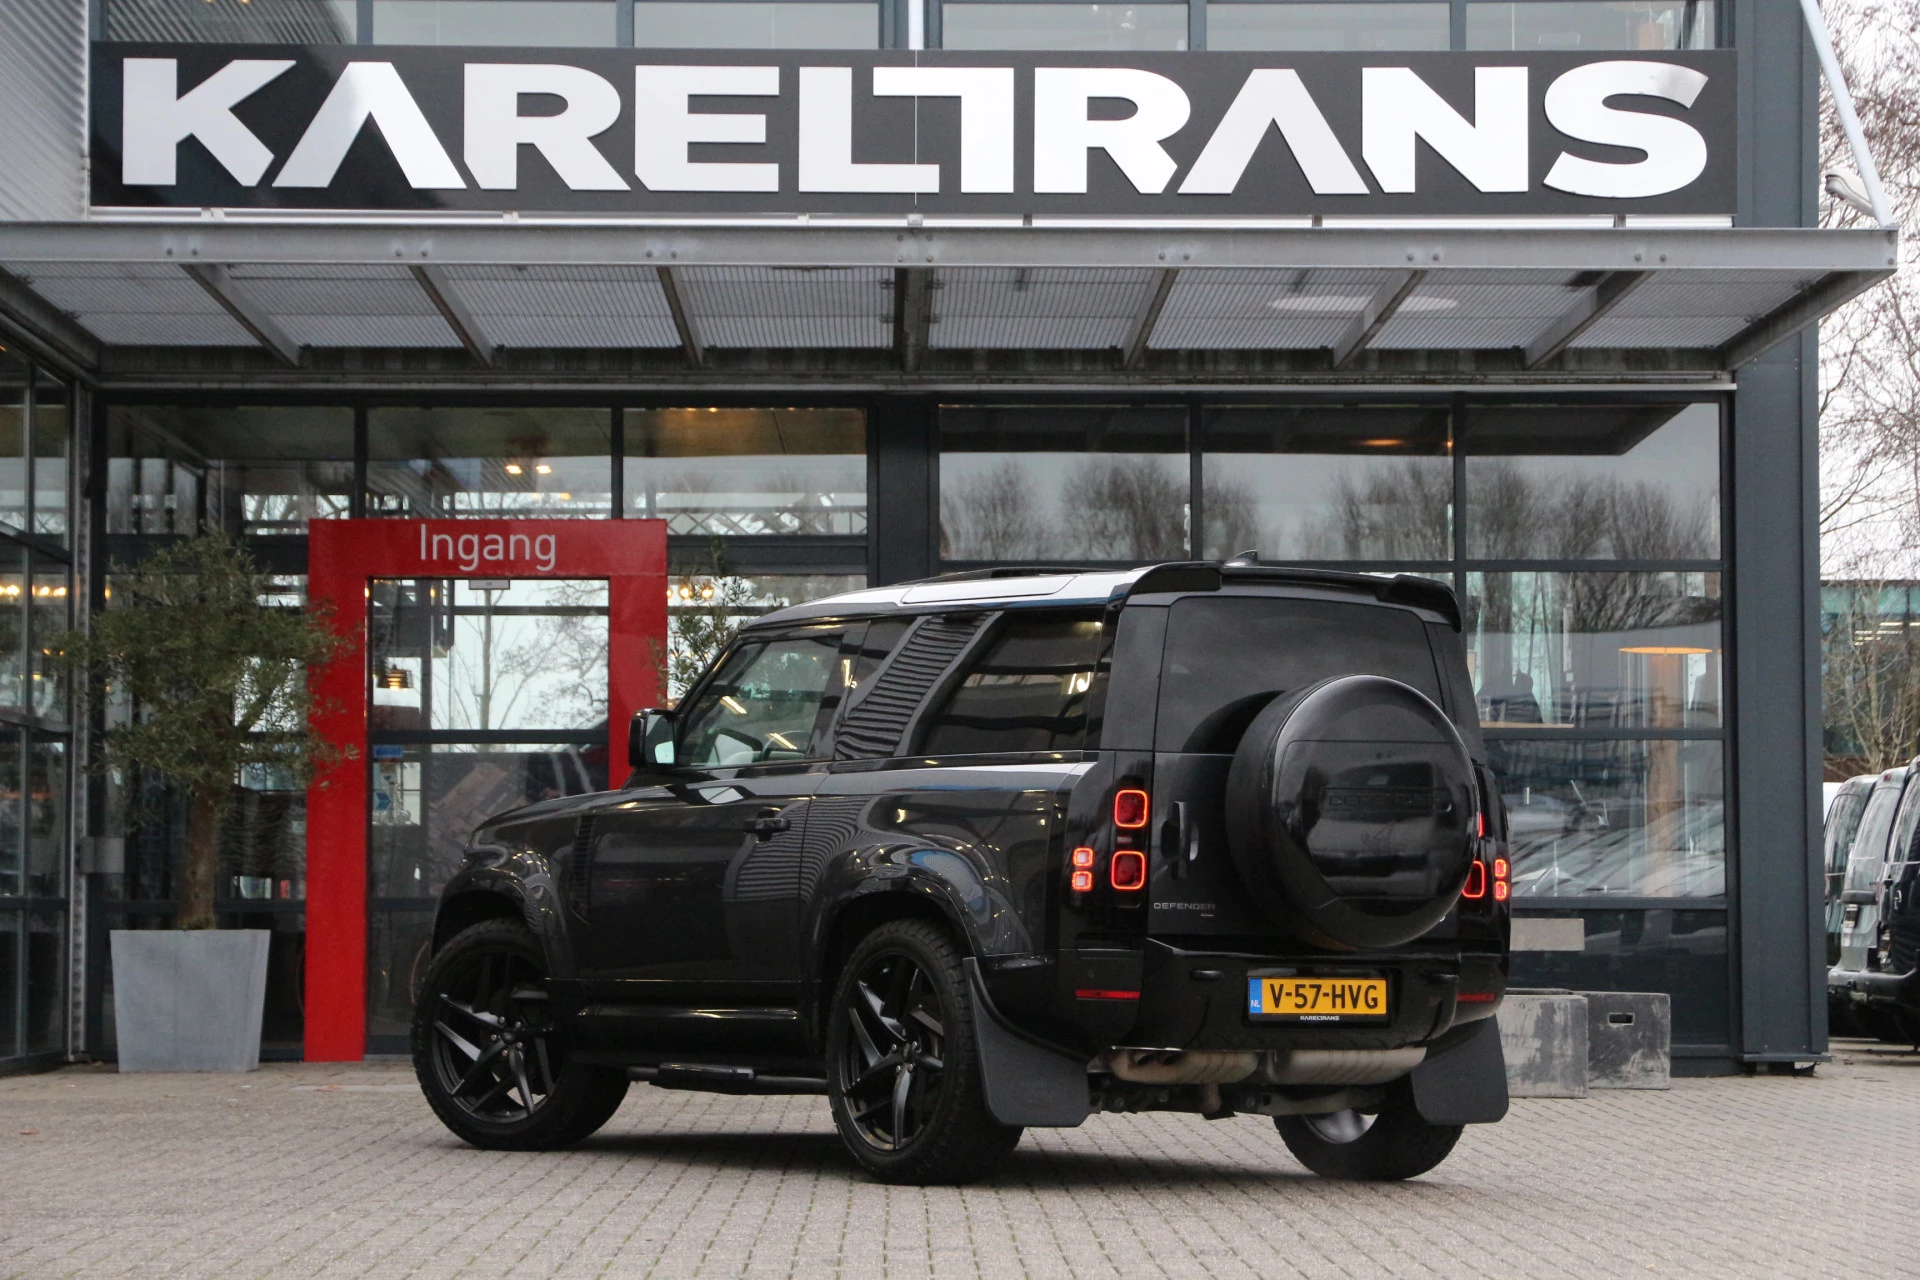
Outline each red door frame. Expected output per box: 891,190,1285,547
304,518,667,1062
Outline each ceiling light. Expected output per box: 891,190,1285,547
503,463,523,476
535,463,552,475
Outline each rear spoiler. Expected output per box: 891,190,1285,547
1124,562,1463,631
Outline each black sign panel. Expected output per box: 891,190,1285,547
90,45,1737,216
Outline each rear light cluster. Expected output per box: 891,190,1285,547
1068,788,1153,896
1461,856,1510,903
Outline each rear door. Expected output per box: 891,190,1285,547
1823,783,1869,964
1840,769,1908,972
1144,590,1455,942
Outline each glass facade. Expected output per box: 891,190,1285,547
0,347,74,1071
936,397,1727,909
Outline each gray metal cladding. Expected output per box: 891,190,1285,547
0,0,86,220
834,616,986,762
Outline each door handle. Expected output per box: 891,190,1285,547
744,814,791,840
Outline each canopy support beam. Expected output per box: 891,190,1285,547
409,264,495,367
1123,268,1179,369
1524,271,1649,368
182,263,300,367
656,266,704,369
1331,270,1424,369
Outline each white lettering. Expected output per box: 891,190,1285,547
798,67,939,194
1179,69,1367,196
634,66,780,193
274,62,464,189
465,64,628,191
509,532,531,560
871,65,1015,193
1361,66,1528,194
122,57,293,186
1033,67,1190,195
431,532,455,560
457,533,481,571
1543,61,1709,198
419,526,557,572
535,534,557,571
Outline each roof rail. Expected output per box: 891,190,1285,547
895,565,1092,585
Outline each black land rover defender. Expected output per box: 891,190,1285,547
412,562,1512,1184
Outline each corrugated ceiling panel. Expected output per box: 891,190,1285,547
487,314,681,348
443,265,680,347
1574,272,1807,348
1152,268,1400,349
76,312,257,346
677,267,891,348
932,268,1159,349
1373,281,1576,348
1574,312,1751,348
284,315,460,348
5,263,224,316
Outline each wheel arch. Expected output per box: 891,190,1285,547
813,887,970,1045
433,887,526,953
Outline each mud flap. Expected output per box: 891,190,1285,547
1410,1017,1509,1124
965,959,1090,1128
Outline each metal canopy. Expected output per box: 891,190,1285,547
0,221,1894,386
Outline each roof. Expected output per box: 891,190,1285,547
0,220,1895,386
752,561,1461,628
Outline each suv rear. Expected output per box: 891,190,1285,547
1830,763,1920,1043
412,562,1511,1184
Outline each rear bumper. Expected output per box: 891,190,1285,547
1078,940,1507,1052
1828,963,1920,1011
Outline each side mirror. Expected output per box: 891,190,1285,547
628,707,676,769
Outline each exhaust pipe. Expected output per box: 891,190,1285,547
1102,1046,1424,1087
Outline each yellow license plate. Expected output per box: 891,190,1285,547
1248,976,1390,1021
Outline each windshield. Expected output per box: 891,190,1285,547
1845,773,1906,893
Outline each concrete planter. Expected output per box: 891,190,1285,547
1497,991,1591,1097
109,930,271,1073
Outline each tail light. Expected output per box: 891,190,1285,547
1070,846,1095,893
1461,860,1488,900
1113,789,1149,829
1493,857,1510,902
1110,849,1147,890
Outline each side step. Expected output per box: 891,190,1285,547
629,1063,829,1095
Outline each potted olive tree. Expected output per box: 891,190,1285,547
66,536,347,1071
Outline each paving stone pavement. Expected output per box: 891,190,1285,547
2,1041,1916,1280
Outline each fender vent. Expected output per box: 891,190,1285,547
834,615,985,760
566,812,596,920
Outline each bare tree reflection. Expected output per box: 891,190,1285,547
1300,460,1452,560
941,459,1052,560
1065,456,1187,560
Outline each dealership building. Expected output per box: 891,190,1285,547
0,0,1895,1074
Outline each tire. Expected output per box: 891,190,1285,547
1225,675,1478,950
412,918,629,1151
1275,1079,1464,1181
826,918,1023,1185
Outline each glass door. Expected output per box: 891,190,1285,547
364,577,610,1051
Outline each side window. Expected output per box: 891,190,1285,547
919,612,1106,756
677,629,843,767
843,616,913,707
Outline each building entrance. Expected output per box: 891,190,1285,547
305,520,666,1062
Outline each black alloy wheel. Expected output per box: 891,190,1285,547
827,919,1022,1184
838,949,948,1151
412,919,628,1150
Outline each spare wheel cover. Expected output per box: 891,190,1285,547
1224,674,1477,950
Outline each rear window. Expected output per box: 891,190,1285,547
1825,790,1868,876
1846,776,1906,892
1156,595,1444,754
919,613,1106,756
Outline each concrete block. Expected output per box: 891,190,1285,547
1511,916,1585,952
1583,991,1671,1090
1497,992,1589,1098
110,930,270,1072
